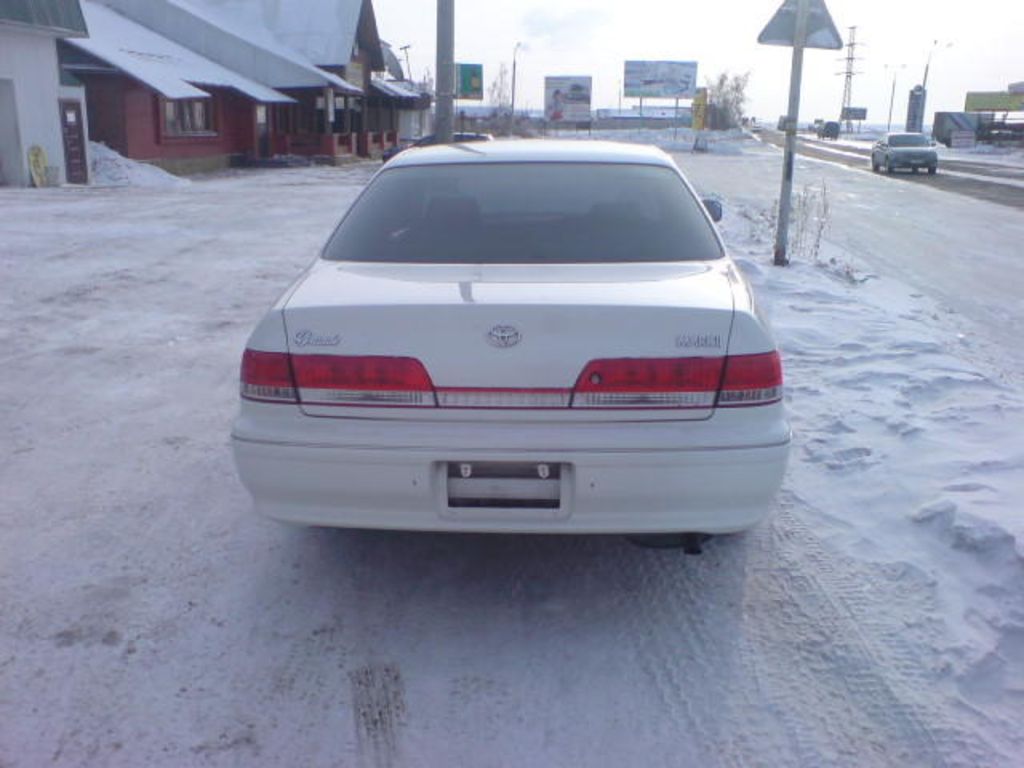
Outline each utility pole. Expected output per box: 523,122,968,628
510,42,521,129
435,0,454,143
400,44,413,83
837,26,860,132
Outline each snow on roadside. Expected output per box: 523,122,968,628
554,126,749,155
717,198,1024,725
798,131,1024,168
90,141,191,189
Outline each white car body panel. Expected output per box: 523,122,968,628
232,140,791,534
282,261,741,422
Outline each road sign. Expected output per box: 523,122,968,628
456,63,483,100
758,0,842,50
758,0,842,267
950,131,976,149
841,107,867,121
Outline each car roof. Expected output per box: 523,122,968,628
386,139,675,169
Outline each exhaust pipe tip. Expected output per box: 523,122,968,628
626,533,712,554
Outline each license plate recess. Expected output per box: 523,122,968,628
446,461,563,510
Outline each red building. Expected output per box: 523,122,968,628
60,0,422,173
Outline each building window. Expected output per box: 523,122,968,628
163,99,215,136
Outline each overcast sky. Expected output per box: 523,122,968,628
374,0,1022,124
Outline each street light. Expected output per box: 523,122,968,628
914,40,952,132
922,40,953,91
510,42,523,126
400,44,413,84
884,63,906,132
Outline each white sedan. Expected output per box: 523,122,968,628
232,140,790,543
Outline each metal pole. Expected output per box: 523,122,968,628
773,0,809,267
435,0,454,143
510,42,519,132
887,74,897,132
400,45,413,83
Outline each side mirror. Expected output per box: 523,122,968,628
702,198,723,223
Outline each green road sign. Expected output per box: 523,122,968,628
456,63,483,100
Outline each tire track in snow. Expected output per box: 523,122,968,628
744,503,1004,767
621,542,799,767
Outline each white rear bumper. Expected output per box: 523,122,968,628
231,404,790,534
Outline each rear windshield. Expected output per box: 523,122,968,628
322,162,723,264
889,134,930,147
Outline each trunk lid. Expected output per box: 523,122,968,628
283,260,736,421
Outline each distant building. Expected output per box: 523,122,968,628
0,0,90,186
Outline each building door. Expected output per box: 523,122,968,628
256,104,270,158
0,79,22,186
59,100,88,184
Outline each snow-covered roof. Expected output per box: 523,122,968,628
370,78,422,100
71,1,292,101
166,0,380,70
380,41,404,81
97,0,362,94
0,0,88,37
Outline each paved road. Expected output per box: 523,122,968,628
758,130,1024,210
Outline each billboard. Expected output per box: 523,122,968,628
545,76,593,122
456,63,483,100
624,61,698,99
964,91,1024,111
840,107,868,121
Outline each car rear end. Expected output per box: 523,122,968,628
231,142,790,534
887,134,939,172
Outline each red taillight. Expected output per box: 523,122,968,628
291,355,436,407
572,357,725,409
240,349,298,403
717,352,783,407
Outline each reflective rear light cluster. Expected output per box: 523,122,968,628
436,389,573,409
572,357,725,409
292,355,435,407
240,350,298,403
240,350,783,409
717,352,784,407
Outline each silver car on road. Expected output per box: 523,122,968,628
871,133,939,175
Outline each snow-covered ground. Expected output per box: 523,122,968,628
1,137,1022,767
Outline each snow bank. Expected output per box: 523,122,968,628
941,144,1024,168
90,141,191,189
552,127,750,155
720,196,1024,726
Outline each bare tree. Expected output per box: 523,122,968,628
488,62,512,110
706,72,750,130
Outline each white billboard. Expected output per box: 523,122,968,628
624,61,698,99
545,76,593,122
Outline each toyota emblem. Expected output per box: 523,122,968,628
486,325,522,349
